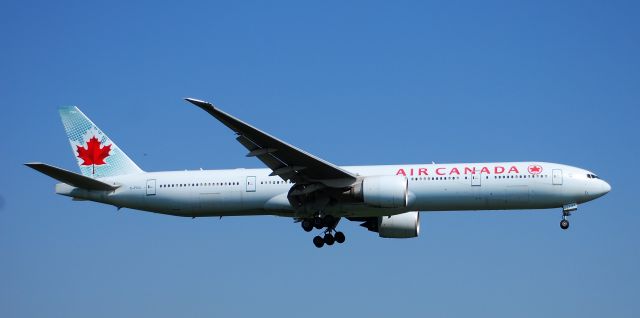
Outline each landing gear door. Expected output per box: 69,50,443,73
146,179,156,196
552,169,563,185
246,176,256,192
471,174,481,186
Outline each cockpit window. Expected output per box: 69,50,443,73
587,174,599,179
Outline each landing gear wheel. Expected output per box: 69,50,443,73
313,217,324,230
301,219,313,232
323,233,335,245
560,219,570,230
334,231,346,244
313,236,324,248
323,215,335,228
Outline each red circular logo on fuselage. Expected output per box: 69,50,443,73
528,165,543,174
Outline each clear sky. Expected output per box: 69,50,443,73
1,1,639,317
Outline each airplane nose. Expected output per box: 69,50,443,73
598,180,611,197
602,181,611,194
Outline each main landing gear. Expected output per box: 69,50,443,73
560,203,577,230
301,215,346,248
313,230,346,248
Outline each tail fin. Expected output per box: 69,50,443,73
59,106,143,178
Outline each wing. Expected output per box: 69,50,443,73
184,98,357,187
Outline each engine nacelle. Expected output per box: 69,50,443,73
352,175,408,208
378,211,420,238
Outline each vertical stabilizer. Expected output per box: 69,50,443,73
59,106,143,178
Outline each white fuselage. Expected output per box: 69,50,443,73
55,161,611,218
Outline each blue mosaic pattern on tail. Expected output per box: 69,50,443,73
59,106,143,178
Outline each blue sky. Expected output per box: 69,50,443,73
1,1,639,317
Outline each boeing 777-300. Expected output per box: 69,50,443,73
26,98,611,247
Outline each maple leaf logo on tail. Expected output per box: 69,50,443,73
60,106,143,178
77,136,112,175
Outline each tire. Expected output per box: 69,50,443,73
334,231,346,244
323,215,335,227
301,220,313,232
313,236,324,248
324,233,335,245
560,219,570,230
314,217,324,229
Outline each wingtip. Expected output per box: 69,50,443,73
184,97,210,106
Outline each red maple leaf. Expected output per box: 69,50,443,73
77,136,111,174
529,165,541,173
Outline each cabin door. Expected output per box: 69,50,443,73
471,173,482,186
146,179,156,196
552,169,563,185
246,176,256,192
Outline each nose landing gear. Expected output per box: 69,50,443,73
560,218,570,230
560,203,577,230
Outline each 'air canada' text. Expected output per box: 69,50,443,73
396,165,521,176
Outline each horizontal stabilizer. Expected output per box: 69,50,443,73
25,162,118,191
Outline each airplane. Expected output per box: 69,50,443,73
26,98,611,248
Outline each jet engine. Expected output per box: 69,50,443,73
378,211,420,238
356,211,420,238
351,175,408,208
